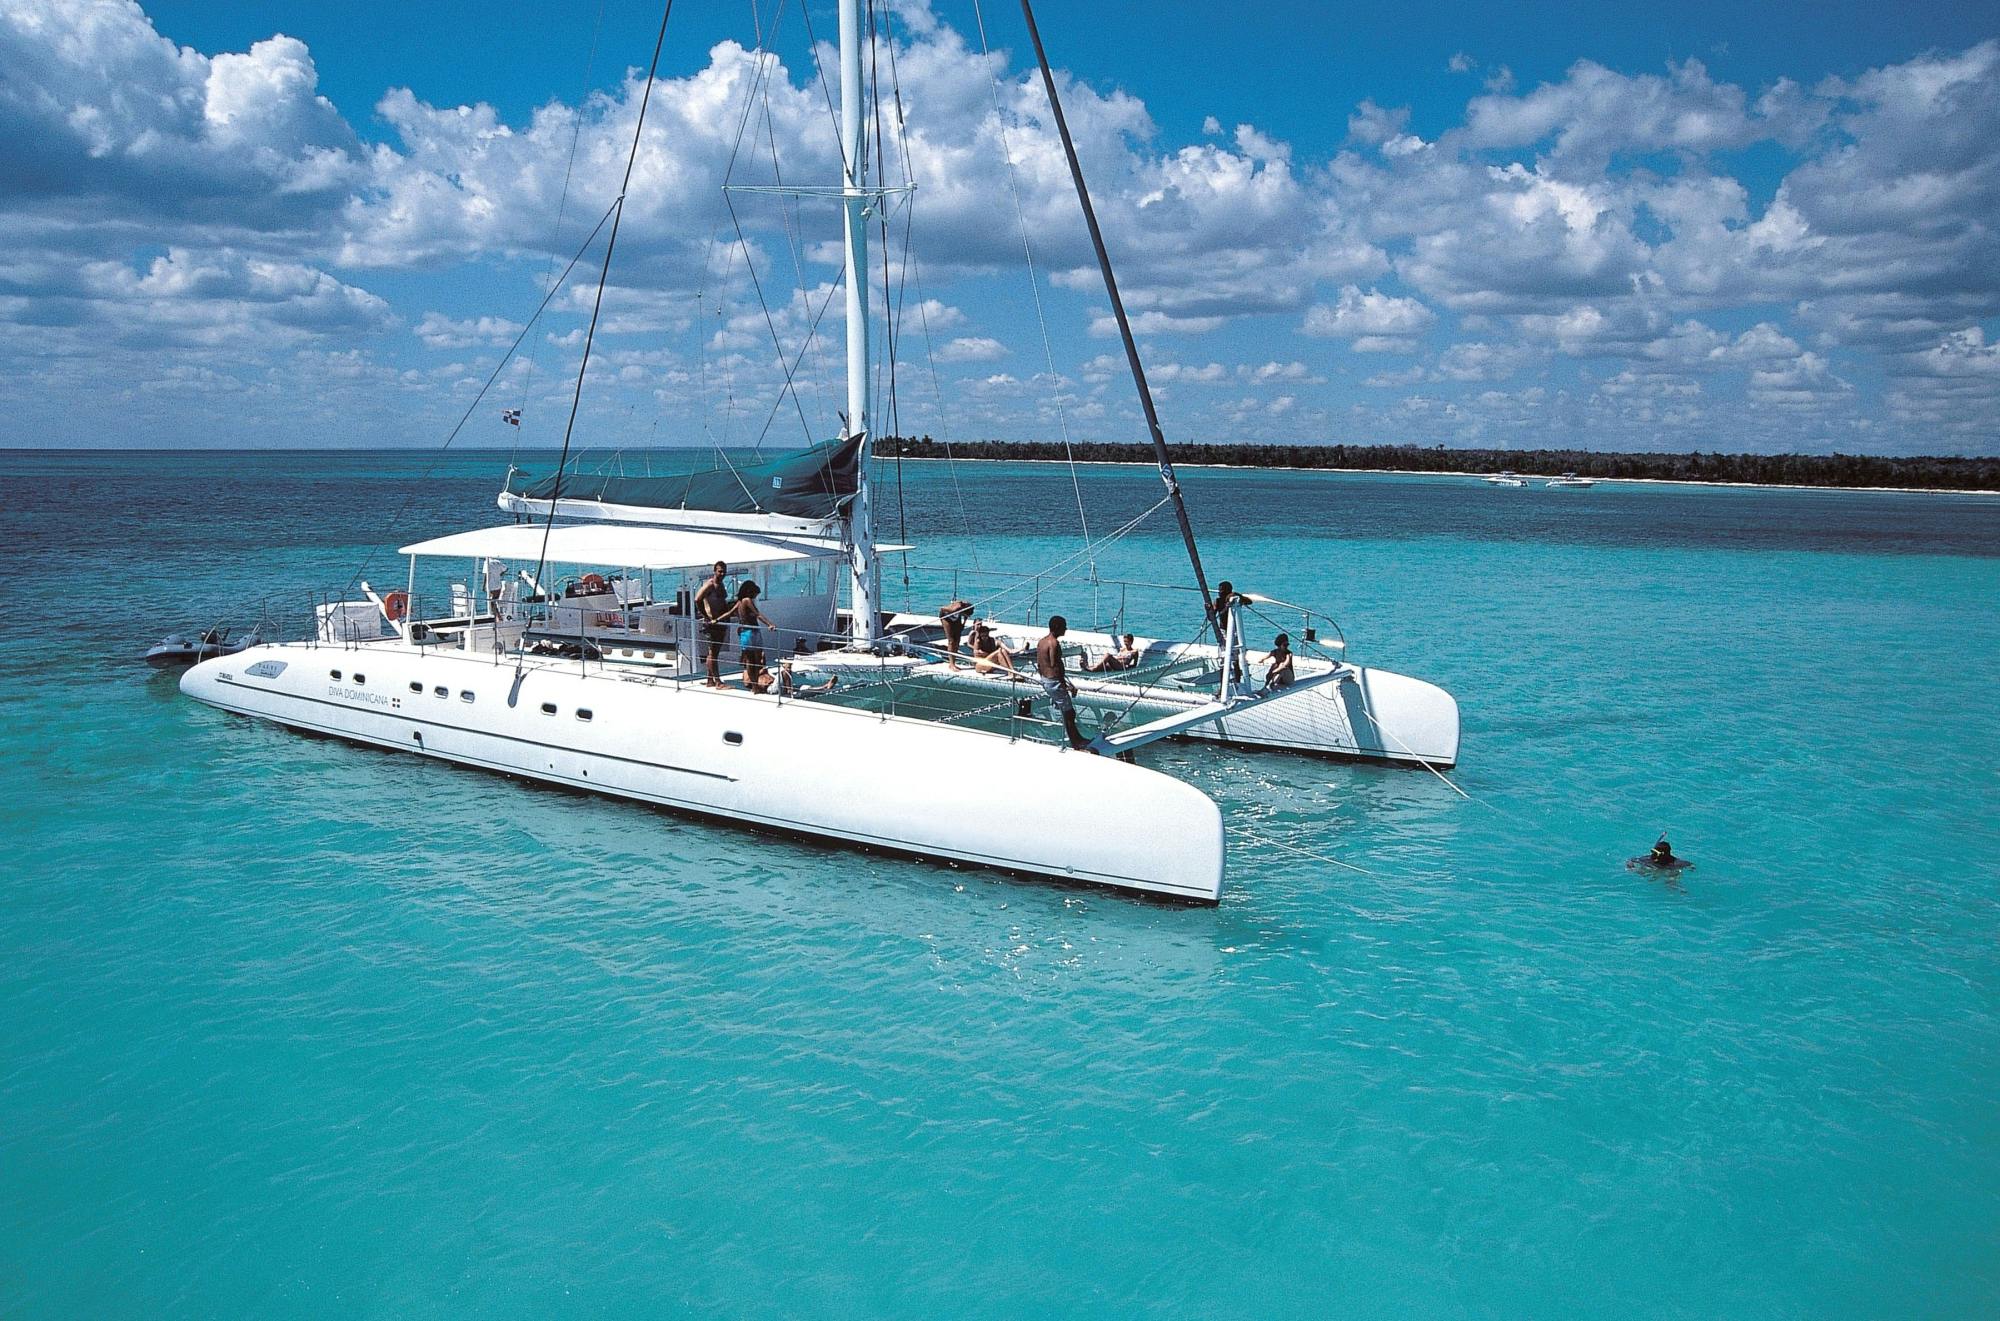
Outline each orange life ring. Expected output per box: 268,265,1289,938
581,573,608,594
383,590,409,622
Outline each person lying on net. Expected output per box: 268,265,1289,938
779,639,837,698
1083,633,1140,673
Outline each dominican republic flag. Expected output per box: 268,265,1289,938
501,408,521,427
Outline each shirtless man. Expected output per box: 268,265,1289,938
1035,615,1089,749
694,560,730,687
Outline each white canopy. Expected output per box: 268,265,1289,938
399,522,842,570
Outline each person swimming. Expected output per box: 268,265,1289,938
1628,834,1693,872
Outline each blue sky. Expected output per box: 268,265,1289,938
3,0,1997,454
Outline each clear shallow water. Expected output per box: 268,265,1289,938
3,451,1997,1317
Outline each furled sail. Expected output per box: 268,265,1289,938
498,436,863,536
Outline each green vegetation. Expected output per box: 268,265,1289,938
875,437,2000,491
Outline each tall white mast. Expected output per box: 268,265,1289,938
839,0,879,644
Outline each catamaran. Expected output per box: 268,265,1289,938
179,0,1460,903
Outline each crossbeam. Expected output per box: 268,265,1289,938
1086,667,1347,755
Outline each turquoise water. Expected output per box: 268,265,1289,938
3,450,1997,1316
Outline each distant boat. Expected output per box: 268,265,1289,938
1545,472,1597,488
1484,472,1527,487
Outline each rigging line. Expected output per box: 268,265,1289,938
879,20,915,581
514,0,609,467
970,0,1096,573
946,494,1172,621
903,242,982,572
747,269,845,449
758,59,835,447
867,0,909,589
703,0,791,448
1016,0,1216,625
342,200,617,597
792,0,850,180
532,0,677,596
878,31,980,574
756,69,836,446
723,189,819,446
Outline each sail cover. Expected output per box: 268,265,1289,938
503,437,863,523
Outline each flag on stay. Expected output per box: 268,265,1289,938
501,408,521,427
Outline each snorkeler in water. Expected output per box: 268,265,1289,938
1628,833,1693,872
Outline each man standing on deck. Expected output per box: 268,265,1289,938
696,560,730,688
1036,616,1089,750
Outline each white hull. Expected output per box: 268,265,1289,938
181,643,1226,902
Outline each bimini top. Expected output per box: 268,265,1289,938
399,522,843,570
498,437,863,537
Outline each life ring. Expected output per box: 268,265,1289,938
383,590,409,622
580,573,608,594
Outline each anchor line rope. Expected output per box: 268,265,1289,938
531,0,677,597
1225,825,1379,876
341,199,618,600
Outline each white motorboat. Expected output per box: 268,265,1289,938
180,0,1460,902
1546,472,1598,488
1484,472,1527,487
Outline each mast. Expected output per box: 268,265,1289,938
1017,0,1215,624
839,0,880,644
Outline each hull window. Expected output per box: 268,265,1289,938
576,709,593,722
540,702,558,716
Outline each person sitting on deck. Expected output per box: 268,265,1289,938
1084,633,1140,673
1261,633,1296,693
725,581,777,693
938,599,974,669
695,560,731,688
1036,616,1089,750
970,622,1016,676
779,639,837,698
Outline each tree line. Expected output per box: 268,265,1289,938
874,437,2000,491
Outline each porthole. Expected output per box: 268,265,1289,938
330,669,342,680
433,686,447,698
353,674,366,685
408,681,423,694
576,709,593,722
460,690,474,703
723,731,744,746
540,702,558,715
